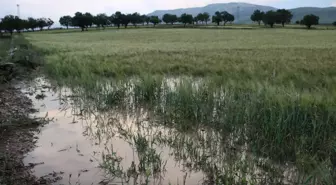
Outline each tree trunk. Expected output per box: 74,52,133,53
307,25,311,29
217,22,219,26
258,21,260,25
282,22,285,27
117,24,120,29
66,26,69,29
270,23,274,28
81,27,84,31
206,21,207,25
184,23,186,27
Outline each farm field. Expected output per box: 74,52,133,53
24,28,336,184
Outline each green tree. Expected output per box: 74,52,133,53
203,12,210,25
193,17,199,25
276,9,293,27
302,14,319,29
59,16,72,29
1,15,17,35
212,11,222,26
84,13,93,28
130,12,142,27
141,15,147,25
263,10,278,28
221,11,234,25
111,11,122,28
196,13,204,24
93,14,109,29
27,17,38,31
162,14,171,24
149,16,161,27
250,10,264,25
162,14,177,25
333,21,336,26
227,13,235,24
72,12,87,31
46,18,54,30
121,14,131,28
179,13,193,27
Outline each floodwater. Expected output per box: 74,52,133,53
22,78,305,185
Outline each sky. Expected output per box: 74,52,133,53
1,0,335,22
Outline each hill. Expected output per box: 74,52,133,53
147,2,336,24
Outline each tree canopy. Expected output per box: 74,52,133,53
262,10,278,28
59,16,72,29
251,10,264,25
302,14,319,29
179,13,193,27
162,14,178,25
276,9,293,27
149,16,161,27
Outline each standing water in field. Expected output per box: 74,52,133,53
23,77,335,185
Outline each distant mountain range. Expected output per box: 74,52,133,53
147,2,336,24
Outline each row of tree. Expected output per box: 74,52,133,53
0,9,334,34
60,12,162,30
251,9,321,29
59,11,235,30
0,16,54,35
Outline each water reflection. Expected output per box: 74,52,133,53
23,77,334,185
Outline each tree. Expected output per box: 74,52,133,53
130,12,142,27
121,14,131,28
179,13,193,27
212,11,222,26
250,10,264,25
1,15,17,35
59,15,72,29
72,12,86,31
203,12,210,25
141,15,147,25
162,14,178,25
46,18,54,30
276,9,293,27
84,13,93,28
193,17,199,25
302,14,319,29
93,13,109,29
111,11,122,28
27,17,38,31
221,11,234,25
295,20,300,24
227,14,235,24
149,16,160,27
196,13,204,24
333,21,336,26
162,14,171,24
263,10,278,28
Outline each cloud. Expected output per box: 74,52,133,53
332,0,336,6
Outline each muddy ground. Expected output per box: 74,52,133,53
0,37,61,185
0,83,63,185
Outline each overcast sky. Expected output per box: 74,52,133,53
1,0,335,21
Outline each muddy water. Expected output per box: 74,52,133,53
22,78,301,185
22,79,205,185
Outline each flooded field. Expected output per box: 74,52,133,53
20,29,336,184
20,77,334,185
